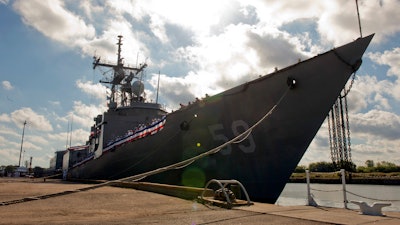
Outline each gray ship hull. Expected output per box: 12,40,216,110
68,34,373,203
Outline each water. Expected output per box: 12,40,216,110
276,183,400,211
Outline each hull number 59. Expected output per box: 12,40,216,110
208,120,256,155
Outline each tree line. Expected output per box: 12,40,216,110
294,160,400,173
0,165,45,177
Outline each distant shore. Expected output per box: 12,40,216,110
289,172,400,185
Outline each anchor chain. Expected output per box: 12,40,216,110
344,92,352,162
328,72,356,170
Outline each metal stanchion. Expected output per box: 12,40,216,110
341,169,348,209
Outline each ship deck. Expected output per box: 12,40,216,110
1,177,399,225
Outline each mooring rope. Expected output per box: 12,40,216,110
0,86,290,207
232,129,252,144
115,86,291,183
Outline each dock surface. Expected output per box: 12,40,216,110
1,178,399,224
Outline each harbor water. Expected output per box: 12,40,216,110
276,183,400,211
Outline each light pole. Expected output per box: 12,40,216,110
18,120,27,167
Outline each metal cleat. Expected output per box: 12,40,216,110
351,200,391,216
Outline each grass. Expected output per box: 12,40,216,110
290,172,400,180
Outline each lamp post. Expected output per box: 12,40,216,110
18,120,27,167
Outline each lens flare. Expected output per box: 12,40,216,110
181,167,206,187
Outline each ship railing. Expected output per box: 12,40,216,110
102,116,166,153
69,117,166,169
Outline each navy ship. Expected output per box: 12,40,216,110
61,34,373,203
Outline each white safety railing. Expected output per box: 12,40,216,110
305,169,400,215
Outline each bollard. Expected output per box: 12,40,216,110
231,184,242,200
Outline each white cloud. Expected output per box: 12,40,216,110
0,124,19,138
47,128,89,148
373,93,391,110
351,140,400,166
131,0,232,34
20,140,41,152
105,0,135,16
356,0,400,43
347,75,393,112
0,133,21,166
70,101,106,128
11,0,399,66
84,21,149,64
149,14,168,44
47,132,68,143
71,128,91,146
0,113,11,123
248,0,324,27
2,81,13,90
302,108,400,166
27,135,49,146
368,48,400,101
10,107,53,132
368,48,400,79
351,109,400,141
317,0,400,45
148,72,208,109
0,147,19,167
13,0,95,46
151,23,316,110
79,0,103,21
76,80,108,101
302,110,400,166
236,1,399,47
12,0,398,112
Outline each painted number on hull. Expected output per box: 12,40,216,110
208,120,256,155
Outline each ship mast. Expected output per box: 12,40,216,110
93,35,147,108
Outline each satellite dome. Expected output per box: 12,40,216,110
132,80,144,96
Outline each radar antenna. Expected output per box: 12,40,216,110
93,35,147,108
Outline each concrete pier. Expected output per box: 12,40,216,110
1,177,399,224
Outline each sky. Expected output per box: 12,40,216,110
0,0,399,169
